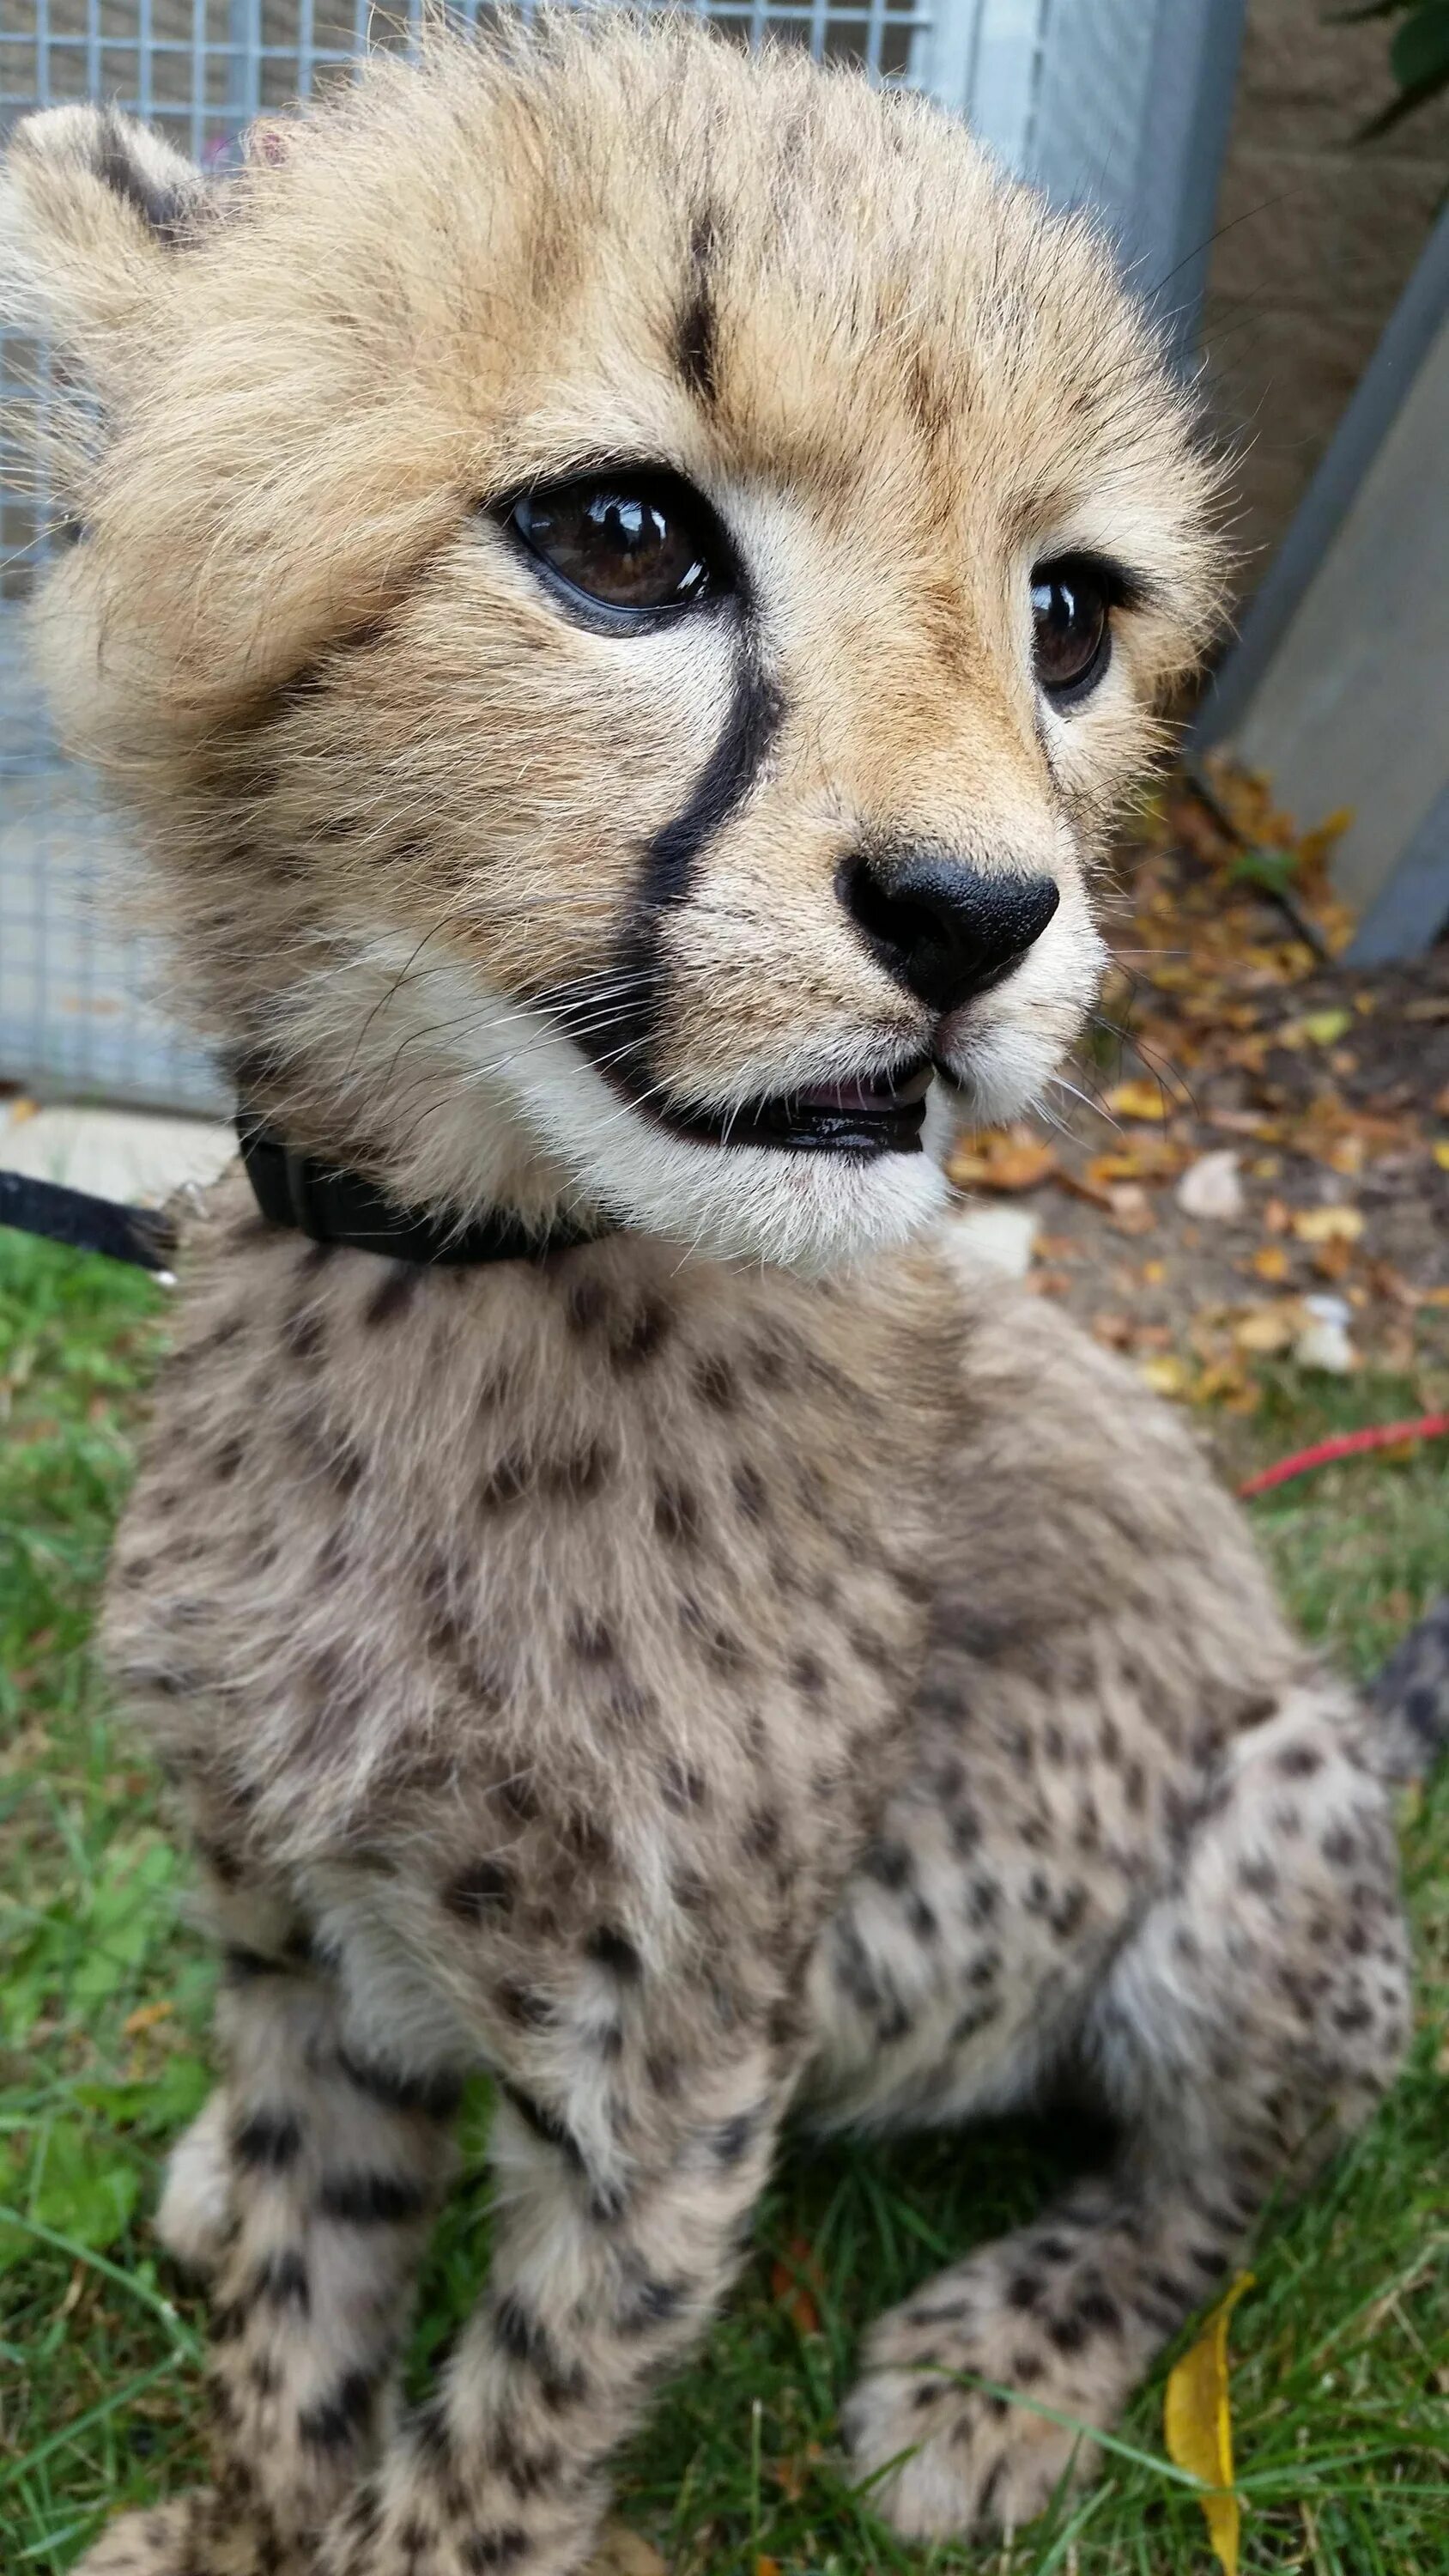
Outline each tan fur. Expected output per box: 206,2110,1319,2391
0,22,1409,2576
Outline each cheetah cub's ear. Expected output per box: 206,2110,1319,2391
0,106,205,392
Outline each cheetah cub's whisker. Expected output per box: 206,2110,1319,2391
2,21,1418,2574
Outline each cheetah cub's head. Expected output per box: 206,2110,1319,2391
3,18,1222,1272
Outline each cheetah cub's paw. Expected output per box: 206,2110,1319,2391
843,2243,1132,2537
75,2494,301,2576
155,2089,234,2276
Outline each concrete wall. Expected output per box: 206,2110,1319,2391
1201,0,1449,596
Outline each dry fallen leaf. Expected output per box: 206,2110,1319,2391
1139,1353,1194,1399
1289,1205,1363,1246
1163,2272,1254,2576
1234,1304,1300,1357
122,2000,174,2038
1250,1245,1290,1284
947,1129,1056,1194
1434,1142,1449,1172
1104,1078,1168,1122
769,2236,823,2336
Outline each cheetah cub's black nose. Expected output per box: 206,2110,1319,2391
841,848,1061,1017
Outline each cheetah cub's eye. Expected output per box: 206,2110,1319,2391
1030,556,1115,704
506,471,731,622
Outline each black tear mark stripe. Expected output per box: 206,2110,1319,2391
558,636,785,1094
640,637,785,915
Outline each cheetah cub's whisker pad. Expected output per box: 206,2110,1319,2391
1,20,1419,2573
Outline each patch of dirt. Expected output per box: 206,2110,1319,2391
952,762,1449,1413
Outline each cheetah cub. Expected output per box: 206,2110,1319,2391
3,21,1416,2574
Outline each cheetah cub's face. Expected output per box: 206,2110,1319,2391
3,20,1222,1269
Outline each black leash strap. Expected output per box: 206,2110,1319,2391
0,1168,178,1273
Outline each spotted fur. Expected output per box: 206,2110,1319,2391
1,21,1416,2574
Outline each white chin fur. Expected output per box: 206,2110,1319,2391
289,934,958,1276
290,929,1088,1275
465,975,951,1274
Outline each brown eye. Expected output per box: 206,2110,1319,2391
509,473,724,618
1030,556,1112,701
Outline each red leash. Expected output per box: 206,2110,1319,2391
1240,1411,1449,1498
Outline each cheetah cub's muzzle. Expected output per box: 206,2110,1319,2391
3,23,1222,1276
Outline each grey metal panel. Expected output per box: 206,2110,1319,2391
1345,784,1449,968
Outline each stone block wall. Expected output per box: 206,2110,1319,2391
1202,0,1449,596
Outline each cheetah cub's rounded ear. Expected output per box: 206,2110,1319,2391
0,105,205,386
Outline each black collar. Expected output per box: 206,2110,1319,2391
237,1115,605,1266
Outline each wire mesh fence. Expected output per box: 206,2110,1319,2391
1,0,1242,1114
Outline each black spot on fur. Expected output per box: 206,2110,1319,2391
1239,1856,1278,1899
462,2532,530,2573
548,1438,613,1501
660,1755,706,1811
653,1479,701,1546
253,2247,311,2312
610,1299,671,1367
1276,1741,1323,1778
690,1354,736,1412
862,1838,912,1892
231,2109,303,2172
298,2367,373,2451
498,2081,585,2172
710,2106,757,2164
490,2294,587,2409
317,2170,428,2225
480,1454,530,1510
587,1924,642,1981
569,1613,616,1664
497,1979,553,2030
444,1858,514,1924
621,2274,688,2335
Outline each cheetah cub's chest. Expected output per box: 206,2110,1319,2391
107,1188,961,2011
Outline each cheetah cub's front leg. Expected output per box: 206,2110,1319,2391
842,1690,1410,2537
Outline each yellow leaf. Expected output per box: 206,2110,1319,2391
1139,1354,1194,1399
1300,1009,1352,1048
1434,1142,1449,1172
1164,2272,1254,2576
1251,1245,1290,1283
122,1999,174,2038
1289,1205,1363,1245
1105,1079,1167,1122
1234,1303,1300,1356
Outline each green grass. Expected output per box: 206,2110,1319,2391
2,1232,1446,2575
